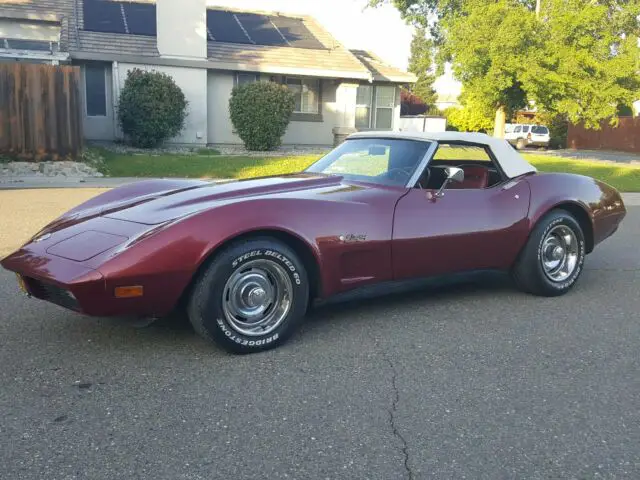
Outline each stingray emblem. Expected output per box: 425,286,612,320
339,234,367,243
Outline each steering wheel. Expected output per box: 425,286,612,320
384,167,415,184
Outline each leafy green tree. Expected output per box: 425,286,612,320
407,28,437,105
370,0,640,136
443,90,495,133
523,0,640,128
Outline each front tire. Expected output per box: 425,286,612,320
188,238,309,353
516,138,526,150
512,210,586,296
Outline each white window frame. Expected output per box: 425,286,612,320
374,85,396,130
355,84,373,130
84,64,107,117
284,76,320,115
235,72,259,86
355,84,396,130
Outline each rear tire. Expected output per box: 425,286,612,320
512,210,586,296
188,238,309,353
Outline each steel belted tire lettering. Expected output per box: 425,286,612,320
188,238,309,354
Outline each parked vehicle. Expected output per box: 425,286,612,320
2,132,626,353
505,123,551,149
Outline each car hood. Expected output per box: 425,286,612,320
45,173,347,230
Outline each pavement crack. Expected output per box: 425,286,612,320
374,339,414,480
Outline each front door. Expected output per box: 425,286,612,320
392,179,531,280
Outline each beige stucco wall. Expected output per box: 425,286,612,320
207,71,343,146
81,62,116,141
113,62,208,145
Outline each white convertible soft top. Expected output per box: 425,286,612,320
348,131,537,179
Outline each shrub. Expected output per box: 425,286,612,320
229,81,295,151
401,89,428,116
117,68,188,148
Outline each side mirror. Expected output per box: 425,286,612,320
434,167,464,198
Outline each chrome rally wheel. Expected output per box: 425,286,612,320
512,209,586,297
222,259,293,337
540,225,580,283
187,238,309,354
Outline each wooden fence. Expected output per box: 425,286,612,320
0,63,83,160
567,117,640,153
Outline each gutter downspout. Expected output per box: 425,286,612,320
112,61,121,140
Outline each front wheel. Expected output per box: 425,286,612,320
188,238,309,353
512,210,586,296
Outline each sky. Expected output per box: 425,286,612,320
207,0,461,96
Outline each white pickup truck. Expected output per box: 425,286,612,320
504,124,550,149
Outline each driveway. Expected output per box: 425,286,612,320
1,190,639,479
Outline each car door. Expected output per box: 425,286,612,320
391,149,532,280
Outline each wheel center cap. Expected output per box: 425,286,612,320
246,287,267,307
552,246,564,260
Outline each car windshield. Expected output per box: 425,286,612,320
305,138,432,186
531,126,549,134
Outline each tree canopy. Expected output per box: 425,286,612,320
407,27,437,105
370,0,640,135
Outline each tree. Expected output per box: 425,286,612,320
522,0,640,128
229,81,295,151
407,28,437,105
370,0,640,136
443,90,495,133
117,69,188,148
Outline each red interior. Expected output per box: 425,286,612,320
449,166,490,190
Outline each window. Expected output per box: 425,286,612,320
522,125,530,133
433,144,492,162
514,125,522,133
375,86,395,129
531,126,549,134
355,85,372,129
305,137,432,187
85,64,106,117
236,72,259,86
355,85,396,130
285,77,320,114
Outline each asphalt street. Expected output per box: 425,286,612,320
0,204,638,479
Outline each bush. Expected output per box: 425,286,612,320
229,81,295,151
117,68,188,148
443,105,493,133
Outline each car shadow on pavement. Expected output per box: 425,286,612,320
72,271,517,354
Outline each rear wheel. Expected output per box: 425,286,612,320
188,238,309,353
512,210,586,296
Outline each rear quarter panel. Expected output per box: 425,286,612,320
526,172,626,250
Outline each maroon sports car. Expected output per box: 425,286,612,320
2,132,626,353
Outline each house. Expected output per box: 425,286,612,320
0,0,416,147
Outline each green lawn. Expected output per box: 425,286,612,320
96,149,640,192
524,154,640,192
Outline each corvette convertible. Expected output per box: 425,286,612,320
1,132,626,353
